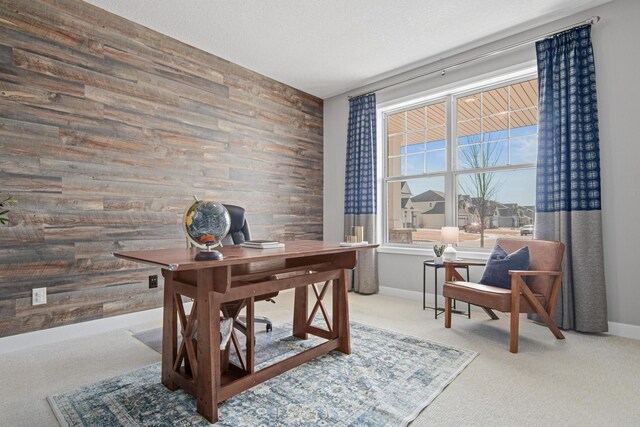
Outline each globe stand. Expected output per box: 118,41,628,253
195,247,223,261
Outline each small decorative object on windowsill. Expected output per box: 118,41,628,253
441,226,459,262
353,226,364,243
433,244,445,264
341,226,368,246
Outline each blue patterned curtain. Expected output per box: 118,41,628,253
535,24,607,332
344,93,378,294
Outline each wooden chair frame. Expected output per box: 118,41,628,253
444,263,565,353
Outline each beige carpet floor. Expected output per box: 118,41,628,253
1,289,639,426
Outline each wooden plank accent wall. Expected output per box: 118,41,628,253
0,0,323,337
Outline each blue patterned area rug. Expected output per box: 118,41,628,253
48,322,476,426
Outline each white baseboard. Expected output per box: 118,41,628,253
0,307,164,355
2,292,638,354
379,286,640,341
607,321,640,341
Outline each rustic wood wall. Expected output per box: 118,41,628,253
0,0,323,337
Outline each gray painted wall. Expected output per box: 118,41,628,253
323,0,640,328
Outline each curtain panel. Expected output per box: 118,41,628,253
534,24,608,332
344,93,378,294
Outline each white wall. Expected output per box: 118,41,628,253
323,0,640,329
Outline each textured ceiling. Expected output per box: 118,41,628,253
84,0,611,99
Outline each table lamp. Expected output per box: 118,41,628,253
441,226,459,261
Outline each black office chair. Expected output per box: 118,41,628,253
222,204,276,333
220,204,251,246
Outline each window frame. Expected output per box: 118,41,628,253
381,70,538,251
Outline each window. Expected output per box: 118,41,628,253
386,101,448,245
384,75,538,249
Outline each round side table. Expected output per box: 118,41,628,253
423,260,474,319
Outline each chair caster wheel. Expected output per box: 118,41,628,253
266,323,273,333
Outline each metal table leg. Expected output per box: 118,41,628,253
424,261,472,319
434,266,439,319
422,263,426,310
465,265,471,319
435,264,471,319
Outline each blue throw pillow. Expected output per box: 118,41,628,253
479,245,530,289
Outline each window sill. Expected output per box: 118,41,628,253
377,244,490,261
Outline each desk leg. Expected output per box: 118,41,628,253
293,286,308,340
246,297,255,374
196,269,220,424
332,279,340,339
161,271,178,391
337,268,351,354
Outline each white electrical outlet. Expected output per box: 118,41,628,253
32,287,47,305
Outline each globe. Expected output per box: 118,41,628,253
183,199,231,260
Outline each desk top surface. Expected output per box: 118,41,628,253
114,240,378,271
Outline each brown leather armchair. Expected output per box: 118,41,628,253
443,238,565,353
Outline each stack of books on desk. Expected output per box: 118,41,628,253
240,240,285,249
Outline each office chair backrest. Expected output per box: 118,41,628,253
220,204,276,332
221,204,251,246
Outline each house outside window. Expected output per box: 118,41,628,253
384,74,538,249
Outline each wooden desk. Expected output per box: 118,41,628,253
114,240,377,423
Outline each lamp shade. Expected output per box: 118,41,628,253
441,226,459,245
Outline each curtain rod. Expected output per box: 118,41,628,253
347,16,600,100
